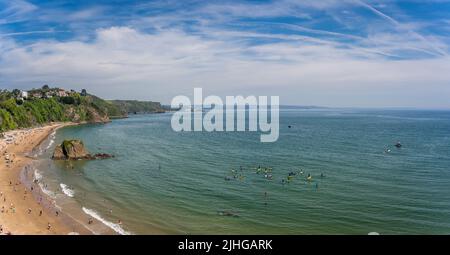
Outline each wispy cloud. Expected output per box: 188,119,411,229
0,0,37,25
0,0,449,108
355,0,448,56
0,30,69,38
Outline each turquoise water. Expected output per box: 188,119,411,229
36,109,450,234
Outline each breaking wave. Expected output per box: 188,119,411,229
82,207,131,235
60,183,75,197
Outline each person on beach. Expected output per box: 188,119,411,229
47,223,51,230
39,210,42,216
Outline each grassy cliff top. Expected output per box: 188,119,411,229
0,86,164,132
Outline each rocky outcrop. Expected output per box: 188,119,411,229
52,144,66,159
86,107,110,123
92,153,114,159
52,140,90,160
52,139,114,160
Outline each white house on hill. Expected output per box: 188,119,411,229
20,91,28,98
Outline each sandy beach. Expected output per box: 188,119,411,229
0,122,83,235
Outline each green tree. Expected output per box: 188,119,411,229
12,89,21,97
0,108,18,131
60,96,76,104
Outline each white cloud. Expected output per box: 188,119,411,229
1,26,449,108
0,0,449,108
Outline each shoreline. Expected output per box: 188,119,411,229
0,122,94,235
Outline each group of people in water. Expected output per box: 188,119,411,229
218,165,327,216
225,165,325,188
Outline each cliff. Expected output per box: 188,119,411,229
0,91,111,131
108,100,165,116
0,86,166,132
0,87,164,132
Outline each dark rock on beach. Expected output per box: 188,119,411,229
52,139,114,160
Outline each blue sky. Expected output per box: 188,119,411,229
1,0,450,108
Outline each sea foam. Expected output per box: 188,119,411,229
38,180,56,198
34,169,57,198
34,169,43,181
60,183,75,197
82,207,131,235
44,131,56,150
45,139,55,150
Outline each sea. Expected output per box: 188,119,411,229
22,108,450,234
